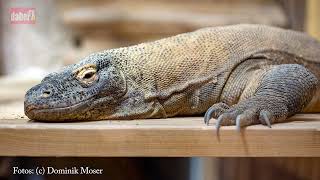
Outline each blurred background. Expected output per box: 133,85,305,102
0,0,319,180
1,0,320,78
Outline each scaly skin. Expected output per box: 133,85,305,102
24,24,320,131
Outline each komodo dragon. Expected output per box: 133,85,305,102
24,24,320,131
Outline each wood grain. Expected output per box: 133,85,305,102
0,112,319,157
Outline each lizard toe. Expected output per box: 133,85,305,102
204,102,230,125
259,110,273,128
235,108,259,132
215,111,238,132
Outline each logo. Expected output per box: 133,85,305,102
10,8,36,24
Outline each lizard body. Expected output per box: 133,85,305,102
24,24,320,129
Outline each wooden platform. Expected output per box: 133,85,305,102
0,100,319,157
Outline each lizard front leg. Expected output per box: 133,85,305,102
205,64,318,131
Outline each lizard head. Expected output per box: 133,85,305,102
24,53,127,121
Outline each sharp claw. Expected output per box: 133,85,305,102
236,115,242,132
204,107,220,126
215,114,224,134
204,108,214,125
260,111,272,128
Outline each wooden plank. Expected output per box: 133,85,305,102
0,104,319,157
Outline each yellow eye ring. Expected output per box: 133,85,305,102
74,64,98,86
79,68,96,80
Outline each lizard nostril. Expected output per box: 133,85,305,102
41,89,52,98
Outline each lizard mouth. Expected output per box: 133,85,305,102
24,97,93,122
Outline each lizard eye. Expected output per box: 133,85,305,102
74,64,98,86
82,69,96,80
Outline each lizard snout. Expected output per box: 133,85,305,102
24,83,56,111
27,83,55,98
24,83,57,120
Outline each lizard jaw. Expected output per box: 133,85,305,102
24,97,93,122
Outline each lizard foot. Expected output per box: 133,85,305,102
215,107,274,132
205,102,276,132
204,64,318,133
